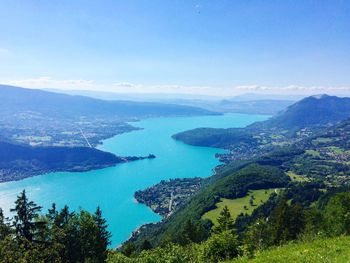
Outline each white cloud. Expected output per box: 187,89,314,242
111,83,215,95
1,76,350,97
234,85,350,95
3,76,96,90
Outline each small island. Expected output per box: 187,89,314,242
134,177,203,217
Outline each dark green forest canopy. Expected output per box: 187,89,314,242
0,190,111,263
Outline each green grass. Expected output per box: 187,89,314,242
270,134,284,139
326,146,346,154
305,150,321,157
229,236,350,263
312,137,333,145
202,189,275,225
286,171,309,182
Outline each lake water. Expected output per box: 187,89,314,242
0,113,268,246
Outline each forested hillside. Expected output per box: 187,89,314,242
0,141,123,182
173,95,350,167
173,95,350,149
109,189,350,262
112,117,350,262
250,94,350,129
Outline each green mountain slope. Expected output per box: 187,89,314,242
130,164,290,247
173,95,350,149
131,118,350,249
253,94,350,129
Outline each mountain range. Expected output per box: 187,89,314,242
0,85,215,119
173,94,350,148
43,88,296,115
252,94,350,129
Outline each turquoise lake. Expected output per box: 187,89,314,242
0,113,268,246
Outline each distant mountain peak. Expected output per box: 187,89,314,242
309,94,330,99
252,94,350,130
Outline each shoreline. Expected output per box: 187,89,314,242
0,153,156,184
0,113,263,247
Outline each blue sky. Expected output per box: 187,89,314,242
0,0,349,96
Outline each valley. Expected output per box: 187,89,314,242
1,2,349,261
2,91,350,262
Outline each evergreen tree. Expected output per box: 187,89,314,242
244,218,270,256
184,219,197,242
78,210,98,261
94,206,111,262
47,203,58,222
10,190,44,242
300,207,323,241
324,192,350,236
177,219,209,245
268,197,290,245
55,205,71,227
288,203,305,240
122,242,136,257
202,230,241,262
63,212,81,263
0,208,11,239
140,239,153,251
216,206,234,233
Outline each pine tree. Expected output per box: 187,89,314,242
0,208,11,239
216,206,234,233
78,210,98,262
10,190,44,242
94,206,111,262
288,203,305,240
121,242,136,257
140,239,152,251
55,205,71,227
244,218,270,255
181,219,197,244
47,203,58,222
269,197,290,245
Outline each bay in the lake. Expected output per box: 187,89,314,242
0,113,268,246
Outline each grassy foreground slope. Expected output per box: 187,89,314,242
230,236,350,263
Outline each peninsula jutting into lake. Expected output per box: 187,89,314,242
0,111,268,245
1,1,350,262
